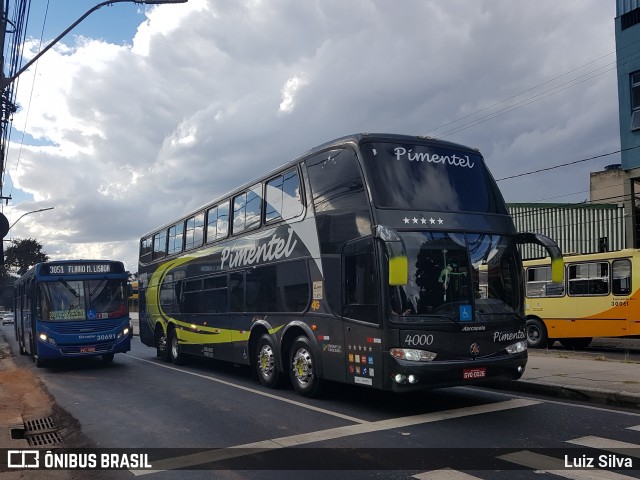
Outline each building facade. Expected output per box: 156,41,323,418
607,0,640,247
508,203,626,259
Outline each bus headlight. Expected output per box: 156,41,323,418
390,348,437,362
38,333,56,346
506,341,527,354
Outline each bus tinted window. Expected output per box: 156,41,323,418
360,142,503,213
140,237,152,264
153,231,167,260
306,149,371,254
206,202,230,243
233,184,262,234
185,213,205,250
265,169,303,223
167,223,184,255
568,262,609,296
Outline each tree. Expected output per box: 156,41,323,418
4,238,49,275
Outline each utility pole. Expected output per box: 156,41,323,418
0,0,187,265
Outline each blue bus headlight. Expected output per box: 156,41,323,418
506,341,527,354
390,348,437,362
38,333,56,346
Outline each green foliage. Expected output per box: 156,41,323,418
4,238,48,275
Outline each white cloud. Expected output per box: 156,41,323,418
4,0,619,272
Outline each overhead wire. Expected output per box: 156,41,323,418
6,0,50,202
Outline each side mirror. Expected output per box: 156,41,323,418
516,232,564,283
375,226,408,286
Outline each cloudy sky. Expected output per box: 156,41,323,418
1,0,620,272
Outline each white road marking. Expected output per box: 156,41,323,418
131,398,539,475
566,436,640,456
499,451,637,480
129,354,366,424
627,425,640,432
412,469,483,480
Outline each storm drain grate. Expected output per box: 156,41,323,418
25,417,56,432
27,431,63,446
23,416,63,446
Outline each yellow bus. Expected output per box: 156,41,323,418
524,249,639,349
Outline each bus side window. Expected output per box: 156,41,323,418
153,231,167,260
612,259,631,296
568,262,609,296
526,266,564,298
140,237,152,264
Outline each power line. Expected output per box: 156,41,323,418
494,146,638,182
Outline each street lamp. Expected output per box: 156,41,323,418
1,0,188,88
0,207,54,266
8,207,55,231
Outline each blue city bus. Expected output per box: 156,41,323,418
138,133,563,397
14,260,131,367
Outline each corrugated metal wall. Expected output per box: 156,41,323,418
618,0,640,16
508,203,626,259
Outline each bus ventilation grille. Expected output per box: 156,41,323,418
24,416,63,446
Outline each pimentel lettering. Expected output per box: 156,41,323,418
493,330,526,342
393,146,475,168
220,228,297,269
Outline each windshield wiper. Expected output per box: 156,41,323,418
61,280,79,298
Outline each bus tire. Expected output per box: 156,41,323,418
169,328,187,365
526,318,549,349
102,353,114,363
31,337,46,368
255,334,281,388
156,328,170,362
289,336,323,398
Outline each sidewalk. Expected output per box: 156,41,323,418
488,350,640,409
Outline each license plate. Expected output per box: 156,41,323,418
463,367,486,380
80,347,96,353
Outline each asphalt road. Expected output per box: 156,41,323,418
7,334,640,479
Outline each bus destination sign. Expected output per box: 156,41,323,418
44,263,113,275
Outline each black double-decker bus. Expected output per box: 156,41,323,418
138,133,562,396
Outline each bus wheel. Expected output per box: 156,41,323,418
102,353,114,363
156,329,170,362
169,328,186,365
289,336,322,398
526,318,549,348
255,334,281,388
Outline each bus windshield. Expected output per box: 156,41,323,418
361,141,505,213
389,232,522,324
39,279,127,321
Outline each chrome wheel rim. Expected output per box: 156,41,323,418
292,348,313,386
258,344,276,379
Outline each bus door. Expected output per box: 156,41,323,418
23,278,35,356
342,238,384,389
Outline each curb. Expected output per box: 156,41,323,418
485,379,640,410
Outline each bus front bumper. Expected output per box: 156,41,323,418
36,330,131,360
383,351,527,392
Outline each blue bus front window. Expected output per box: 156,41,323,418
40,281,86,321
88,280,127,318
